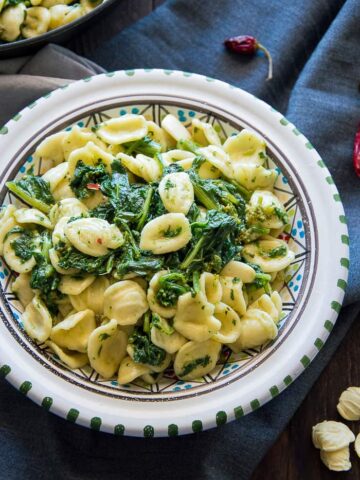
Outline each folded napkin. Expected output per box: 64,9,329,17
0,0,359,479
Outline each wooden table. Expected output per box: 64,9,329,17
70,2,360,478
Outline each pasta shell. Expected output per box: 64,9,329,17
173,292,221,342
312,421,355,452
159,172,194,215
249,190,287,229
88,319,127,379
49,198,88,224
147,270,177,318
118,152,162,183
14,208,52,229
104,280,148,326
49,248,79,275
199,272,222,304
21,6,50,39
3,232,36,274
11,273,34,308
150,318,186,354
48,4,83,30
34,131,67,173
337,387,360,421
161,114,190,142
58,275,96,296
249,293,282,323
223,129,266,165
70,276,110,315
23,295,52,343
212,302,241,344
242,237,295,273
67,141,113,176
140,213,192,254
42,162,69,192
0,205,17,256
50,309,96,353
320,447,351,472
0,3,26,42
62,125,106,160
191,118,221,147
174,339,221,381
96,114,148,145
64,218,124,257
221,260,256,283
234,164,277,191
198,145,233,178
127,344,172,373
220,276,247,316
117,356,151,385
46,340,88,369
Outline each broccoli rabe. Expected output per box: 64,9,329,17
6,227,35,262
70,160,109,199
151,313,175,335
155,272,191,307
123,135,162,157
129,327,166,366
245,262,272,293
179,355,211,377
6,174,54,213
58,247,116,275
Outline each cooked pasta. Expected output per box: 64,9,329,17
0,0,105,43
3,113,295,385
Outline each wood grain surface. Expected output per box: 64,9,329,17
68,1,360,478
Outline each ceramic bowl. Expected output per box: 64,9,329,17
0,70,348,437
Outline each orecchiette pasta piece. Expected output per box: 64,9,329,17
34,131,67,173
88,319,128,379
14,208,52,229
198,161,221,179
220,276,247,316
52,177,76,202
3,233,36,274
48,4,83,30
62,125,106,160
228,309,277,352
80,0,102,13
191,118,221,147
200,272,222,304
223,129,266,165
159,172,194,215
161,149,195,167
320,447,351,472
69,276,110,315
80,191,106,210
212,302,241,344
147,270,177,318
0,205,17,255
55,296,74,319
337,387,360,421
117,152,162,182
174,339,221,381
42,162,69,193
150,321,187,354
30,0,43,5
249,293,282,323
234,164,277,191
104,280,148,326
21,7,50,39
127,343,172,373
242,237,295,273
64,218,124,257
0,4,26,42
117,356,151,385
11,273,34,308
67,141,113,176
271,269,285,293
140,213,192,254
23,295,52,343
198,145,233,178
52,216,71,246
161,114,191,142
312,421,355,452
58,275,96,296
173,292,221,342
46,340,88,369
249,190,287,229
221,260,256,283
140,372,163,385
355,434,360,458
96,114,148,145
50,309,96,353
49,198,88,224
146,121,169,152
49,247,79,275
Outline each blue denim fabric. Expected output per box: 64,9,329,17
0,1,359,479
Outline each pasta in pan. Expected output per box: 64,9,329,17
3,112,295,384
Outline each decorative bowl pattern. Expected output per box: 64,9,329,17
0,70,348,436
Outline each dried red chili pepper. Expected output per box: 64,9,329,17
353,123,360,177
224,35,273,81
87,183,101,190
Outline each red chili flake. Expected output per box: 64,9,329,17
87,183,101,190
278,233,290,242
353,123,360,177
97,238,103,244
224,35,273,81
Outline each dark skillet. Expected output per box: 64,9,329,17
0,0,118,59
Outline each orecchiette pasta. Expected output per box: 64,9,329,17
104,281,148,326
337,387,360,421
88,319,127,379
4,113,295,386
21,7,50,39
50,309,96,353
174,339,221,381
140,213,192,254
0,3,26,42
320,447,352,472
312,421,355,452
23,295,52,343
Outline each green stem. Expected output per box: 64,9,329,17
6,182,50,213
180,237,205,270
136,186,154,231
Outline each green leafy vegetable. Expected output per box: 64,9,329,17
129,327,166,366
6,174,54,213
123,135,162,157
58,247,116,275
179,355,211,377
70,160,109,199
151,313,174,335
155,272,191,307
7,227,35,262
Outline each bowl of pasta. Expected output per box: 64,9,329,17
0,0,117,57
0,69,348,436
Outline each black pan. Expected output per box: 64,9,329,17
0,0,118,58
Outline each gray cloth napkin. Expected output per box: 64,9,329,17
0,0,360,478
